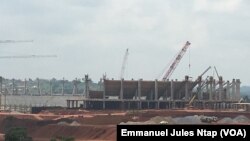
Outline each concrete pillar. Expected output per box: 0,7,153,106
50,80,52,96
103,80,106,109
62,77,65,95
197,76,202,100
24,79,27,95
138,79,142,109
206,82,209,99
120,78,124,100
37,78,40,95
0,77,1,108
185,76,189,101
155,79,159,108
12,79,15,95
138,79,142,100
218,77,223,101
67,100,69,108
226,81,230,100
84,75,89,98
212,78,216,100
232,79,236,100
154,79,158,100
76,101,78,108
236,79,241,101
209,77,213,101
0,76,2,95
71,101,75,108
171,80,174,100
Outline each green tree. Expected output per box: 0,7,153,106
50,136,74,141
5,127,32,141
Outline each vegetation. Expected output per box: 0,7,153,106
50,136,75,141
5,127,32,141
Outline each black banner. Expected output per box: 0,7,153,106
117,125,250,141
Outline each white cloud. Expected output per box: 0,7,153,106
0,0,249,85
194,0,242,12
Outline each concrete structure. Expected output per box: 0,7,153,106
0,75,241,111
67,76,241,110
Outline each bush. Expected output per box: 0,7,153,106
5,127,32,141
50,136,75,141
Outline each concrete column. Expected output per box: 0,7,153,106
138,79,142,109
212,79,216,100
103,79,106,109
120,78,124,100
209,77,213,101
84,75,89,98
50,80,52,96
24,79,27,95
232,79,236,100
37,78,40,95
71,101,74,108
218,77,223,101
197,76,202,100
0,77,1,109
67,100,69,108
185,76,189,101
138,79,142,100
236,79,241,101
0,76,2,95
62,77,65,95
154,79,158,100
155,79,159,109
226,81,230,100
12,79,15,95
76,101,78,108
171,80,174,100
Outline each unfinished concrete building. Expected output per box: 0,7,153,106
67,75,241,110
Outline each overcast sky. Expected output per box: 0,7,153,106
0,0,249,85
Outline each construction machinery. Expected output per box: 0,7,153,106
185,66,212,109
200,115,218,123
0,40,57,59
214,66,220,80
0,40,33,43
0,55,57,59
162,41,191,81
120,48,129,79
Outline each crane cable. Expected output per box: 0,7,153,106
188,46,191,76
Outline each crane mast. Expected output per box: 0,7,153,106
120,48,129,79
162,41,191,81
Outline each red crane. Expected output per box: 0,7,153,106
162,41,191,81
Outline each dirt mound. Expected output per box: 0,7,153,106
30,125,116,140
233,115,250,123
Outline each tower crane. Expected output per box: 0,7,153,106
0,55,57,59
0,40,57,59
120,48,129,79
162,41,191,81
0,40,33,43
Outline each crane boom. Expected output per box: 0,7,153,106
0,40,33,43
0,55,57,59
120,48,129,79
214,66,220,79
162,41,191,81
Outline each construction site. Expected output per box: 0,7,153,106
0,41,250,141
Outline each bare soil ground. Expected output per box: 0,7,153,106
0,109,250,141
